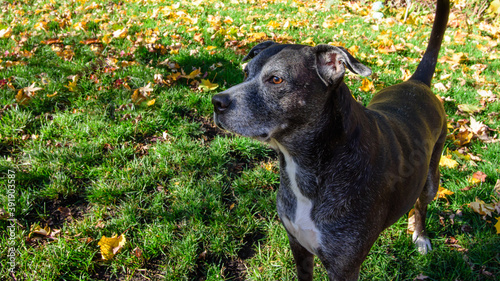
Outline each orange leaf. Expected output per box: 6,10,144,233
469,171,487,185
434,186,454,200
359,78,374,92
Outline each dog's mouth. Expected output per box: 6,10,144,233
214,113,272,142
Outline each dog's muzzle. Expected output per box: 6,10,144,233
212,93,232,129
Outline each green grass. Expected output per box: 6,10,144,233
1,0,499,280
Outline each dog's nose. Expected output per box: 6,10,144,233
212,93,231,114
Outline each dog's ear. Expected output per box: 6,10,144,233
243,41,278,61
314,45,371,85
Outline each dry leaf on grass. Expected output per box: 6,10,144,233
439,155,458,169
98,233,126,260
469,198,496,217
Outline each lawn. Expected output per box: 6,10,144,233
1,0,499,280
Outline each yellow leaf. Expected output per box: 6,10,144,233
16,90,30,105
29,224,51,238
73,21,86,31
439,155,458,169
0,28,12,39
359,78,374,92
487,0,500,14
434,186,454,200
167,72,182,81
223,16,234,24
457,103,483,114
247,32,268,42
301,37,316,46
400,68,412,81
452,150,471,161
102,34,112,44
98,233,126,260
147,99,156,106
263,162,273,171
348,45,359,55
131,90,142,104
495,217,500,234
64,80,78,92
183,68,201,79
47,91,58,98
198,79,219,91
113,28,128,39
205,46,217,51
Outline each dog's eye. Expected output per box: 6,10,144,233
271,76,283,84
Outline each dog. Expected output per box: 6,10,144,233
212,0,449,280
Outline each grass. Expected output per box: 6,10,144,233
1,0,499,280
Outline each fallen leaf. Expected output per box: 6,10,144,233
198,79,219,91
29,224,52,238
132,247,143,258
487,0,500,14
434,186,454,200
469,198,495,217
16,83,43,105
23,83,43,96
468,171,487,185
457,103,483,114
359,78,374,92
301,37,316,46
495,217,500,234
131,83,154,104
444,236,466,251
0,28,12,39
113,28,128,39
146,99,156,106
64,80,78,92
183,68,201,79
454,130,473,146
439,155,458,169
98,233,126,260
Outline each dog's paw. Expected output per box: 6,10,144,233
413,234,432,255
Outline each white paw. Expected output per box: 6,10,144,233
413,235,432,255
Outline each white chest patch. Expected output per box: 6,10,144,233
275,142,321,255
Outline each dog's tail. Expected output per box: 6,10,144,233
410,0,450,86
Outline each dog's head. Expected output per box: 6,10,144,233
212,41,371,143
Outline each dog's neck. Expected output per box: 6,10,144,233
270,81,376,209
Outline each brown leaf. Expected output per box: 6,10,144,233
469,197,495,217
471,171,487,183
132,247,143,258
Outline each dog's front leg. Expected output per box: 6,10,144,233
288,233,314,281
